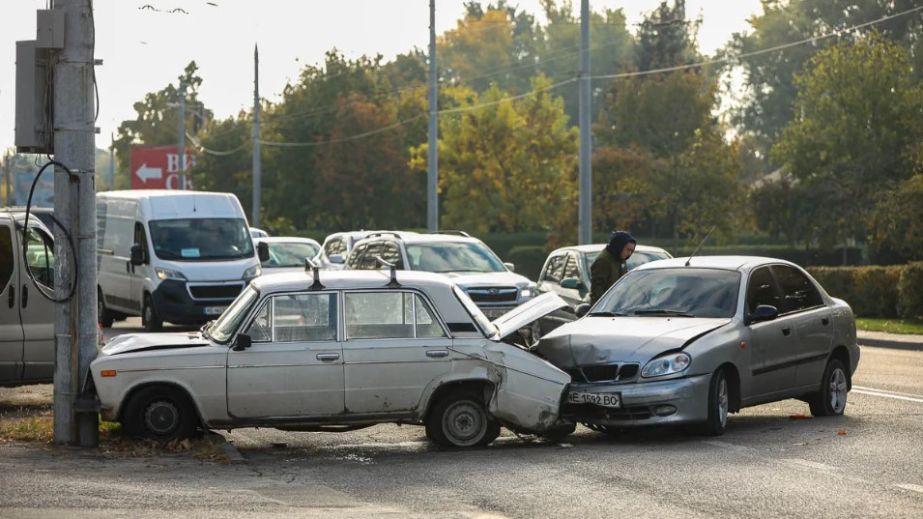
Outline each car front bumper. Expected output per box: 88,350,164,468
152,279,242,325
561,374,712,427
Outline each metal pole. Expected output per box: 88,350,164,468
108,133,115,191
52,0,98,447
578,0,593,245
178,81,186,190
3,151,10,206
427,0,439,232
252,44,261,228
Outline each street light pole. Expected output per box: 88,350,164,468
427,0,439,232
252,44,261,228
578,0,593,245
178,81,186,190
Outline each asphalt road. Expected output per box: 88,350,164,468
0,319,919,518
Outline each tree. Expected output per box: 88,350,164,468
869,174,923,263
635,0,701,71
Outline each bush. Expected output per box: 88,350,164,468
897,262,923,320
506,246,548,282
808,266,902,318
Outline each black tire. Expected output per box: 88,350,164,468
142,293,163,332
425,390,499,448
809,358,849,417
97,288,115,328
121,386,198,440
698,368,729,436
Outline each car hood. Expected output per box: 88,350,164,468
491,293,569,340
535,316,732,368
101,332,211,356
445,271,532,288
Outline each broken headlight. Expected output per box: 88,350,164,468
641,352,691,378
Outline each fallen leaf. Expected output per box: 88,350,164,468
837,430,847,436
789,414,812,420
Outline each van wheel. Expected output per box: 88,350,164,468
426,391,500,448
122,386,198,440
142,293,163,332
97,288,115,328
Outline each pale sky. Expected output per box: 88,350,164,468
1,0,763,151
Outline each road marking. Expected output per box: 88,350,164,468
782,458,836,472
895,483,923,494
852,386,923,404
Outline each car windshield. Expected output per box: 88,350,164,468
208,286,259,343
594,268,740,318
584,250,671,273
149,218,254,261
263,241,320,268
406,242,506,273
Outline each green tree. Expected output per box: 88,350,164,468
869,174,923,263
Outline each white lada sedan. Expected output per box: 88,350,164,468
91,269,571,448
537,256,860,436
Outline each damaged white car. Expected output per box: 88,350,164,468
90,268,572,448
535,256,860,436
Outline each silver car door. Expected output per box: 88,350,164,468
20,227,55,382
559,253,586,306
746,266,798,399
226,291,345,419
0,221,24,384
772,265,834,390
342,291,454,415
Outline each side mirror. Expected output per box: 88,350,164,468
503,262,515,272
329,254,345,264
232,333,252,352
575,303,591,318
257,242,270,263
130,244,144,266
560,277,584,290
749,304,779,324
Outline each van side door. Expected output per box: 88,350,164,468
0,220,24,384
20,227,55,382
130,222,151,310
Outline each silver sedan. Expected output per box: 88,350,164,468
536,256,859,435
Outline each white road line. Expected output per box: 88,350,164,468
895,483,923,494
852,387,923,404
853,385,923,399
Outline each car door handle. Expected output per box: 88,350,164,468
782,327,791,336
821,318,830,326
316,353,340,361
126,261,131,273
21,285,28,309
7,285,14,308
426,350,449,358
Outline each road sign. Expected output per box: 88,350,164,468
129,145,194,189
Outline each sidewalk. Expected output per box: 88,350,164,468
857,330,923,351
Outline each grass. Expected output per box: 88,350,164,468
856,317,923,335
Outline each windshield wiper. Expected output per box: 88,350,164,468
587,311,627,317
632,309,696,317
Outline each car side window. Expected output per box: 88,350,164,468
245,299,272,342
272,293,337,342
325,238,346,257
25,228,54,289
562,254,580,281
345,291,446,339
346,243,367,269
0,225,13,292
746,267,780,314
772,265,823,314
133,222,149,263
380,241,403,269
543,254,565,283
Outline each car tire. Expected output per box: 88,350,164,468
425,390,499,448
809,358,849,417
122,386,198,440
97,288,115,328
142,293,163,332
698,368,729,436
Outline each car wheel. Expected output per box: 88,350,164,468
425,391,499,448
122,386,198,440
809,358,849,417
142,293,163,332
699,368,729,436
97,288,115,328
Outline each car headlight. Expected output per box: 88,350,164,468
519,285,537,301
242,265,262,280
155,267,187,281
641,352,691,378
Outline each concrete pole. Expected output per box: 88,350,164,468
178,81,186,190
3,151,10,206
578,0,593,245
252,44,261,228
52,0,98,447
427,0,439,232
108,133,115,191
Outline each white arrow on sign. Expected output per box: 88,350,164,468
135,163,163,183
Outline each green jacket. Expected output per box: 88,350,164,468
590,247,627,305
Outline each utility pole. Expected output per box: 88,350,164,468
52,0,98,447
177,81,186,190
108,133,115,191
252,44,261,228
427,0,439,232
578,0,593,245
2,151,10,206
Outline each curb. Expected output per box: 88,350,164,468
857,335,923,352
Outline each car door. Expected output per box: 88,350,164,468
0,220,24,384
745,266,799,400
537,253,564,295
559,253,588,306
341,290,454,415
772,265,833,391
129,222,152,311
97,214,136,314
226,291,345,419
20,226,55,381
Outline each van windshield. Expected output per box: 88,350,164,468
149,218,254,261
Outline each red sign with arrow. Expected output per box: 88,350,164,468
129,145,195,190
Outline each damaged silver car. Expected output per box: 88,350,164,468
535,256,859,435
90,268,571,448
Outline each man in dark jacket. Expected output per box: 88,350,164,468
590,231,637,305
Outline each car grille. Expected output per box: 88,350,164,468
189,284,243,300
466,287,518,304
569,363,640,383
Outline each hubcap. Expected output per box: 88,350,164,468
717,377,729,428
828,368,848,413
144,400,179,435
443,400,486,447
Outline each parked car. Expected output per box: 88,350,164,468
253,236,322,274
90,269,572,447
97,191,264,332
537,244,673,308
249,227,269,239
536,256,859,436
315,231,386,270
0,209,56,386
345,231,539,320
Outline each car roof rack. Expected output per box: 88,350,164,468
366,231,404,240
428,230,470,238
375,256,401,288
304,258,325,290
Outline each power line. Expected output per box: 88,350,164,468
259,114,425,148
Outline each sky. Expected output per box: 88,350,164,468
1,0,764,152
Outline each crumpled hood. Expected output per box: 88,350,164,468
444,271,532,289
101,332,209,356
536,316,732,368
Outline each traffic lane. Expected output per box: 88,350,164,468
852,346,923,396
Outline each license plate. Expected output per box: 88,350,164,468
568,391,621,408
204,306,227,316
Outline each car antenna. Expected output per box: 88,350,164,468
375,256,401,288
685,225,716,267
304,258,325,290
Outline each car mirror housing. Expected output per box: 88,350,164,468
130,244,145,266
232,333,252,352
503,262,515,272
257,242,270,263
575,303,591,318
560,277,584,290
749,304,779,324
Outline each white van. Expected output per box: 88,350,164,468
96,191,264,332
0,210,56,386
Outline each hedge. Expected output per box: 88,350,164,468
807,262,923,319
506,246,548,281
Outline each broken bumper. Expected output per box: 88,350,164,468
561,374,711,427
